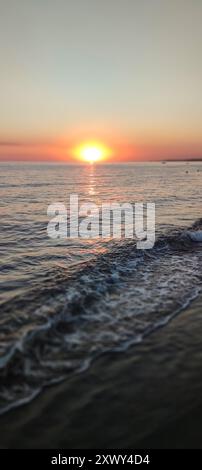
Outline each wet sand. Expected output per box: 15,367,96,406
0,294,202,449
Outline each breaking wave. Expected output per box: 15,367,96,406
0,219,202,414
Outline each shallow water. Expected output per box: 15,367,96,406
0,161,202,413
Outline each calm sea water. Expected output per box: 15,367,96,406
0,161,202,413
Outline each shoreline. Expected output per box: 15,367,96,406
0,294,202,448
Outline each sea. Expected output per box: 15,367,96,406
0,161,202,414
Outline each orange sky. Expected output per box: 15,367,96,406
0,135,202,163
0,1,202,163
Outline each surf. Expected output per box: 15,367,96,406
0,218,202,416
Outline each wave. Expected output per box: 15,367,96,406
0,219,202,415
186,230,202,242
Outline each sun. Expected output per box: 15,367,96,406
73,141,110,164
81,146,102,163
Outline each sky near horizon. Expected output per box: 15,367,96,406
0,0,202,162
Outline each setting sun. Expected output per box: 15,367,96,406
73,141,111,164
81,146,103,163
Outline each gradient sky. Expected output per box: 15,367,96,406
0,0,202,161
